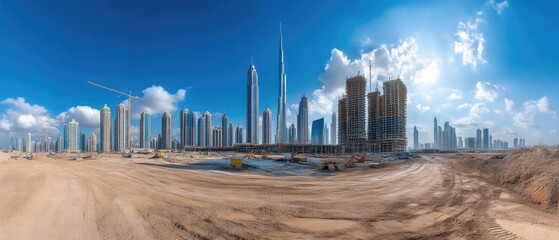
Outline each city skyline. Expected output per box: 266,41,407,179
0,0,557,148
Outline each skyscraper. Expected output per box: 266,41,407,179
222,114,228,147
26,132,32,153
246,64,259,144
140,110,151,149
114,103,128,153
203,111,212,147
212,127,222,147
276,25,288,144
413,125,419,149
483,128,489,150
338,97,347,148
235,125,244,144
297,95,309,144
228,122,234,146
345,75,367,152
100,104,111,153
311,118,325,144
197,116,206,147
433,116,438,149
161,111,172,150
367,88,381,150
380,78,407,152
63,124,68,151
288,123,296,144
181,108,196,147
262,108,272,144
324,125,329,145
88,133,97,152
68,119,79,152
331,112,337,145
476,128,482,149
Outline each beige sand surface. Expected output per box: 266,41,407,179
0,152,557,239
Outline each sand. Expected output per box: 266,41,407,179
0,152,558,239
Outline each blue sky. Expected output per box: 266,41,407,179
0,0,558,147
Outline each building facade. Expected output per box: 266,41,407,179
161,111,172,150
311,118,325,145
276,27,288,144
140,110,151,149
297,95,309,144
100,104,111,153
246,64,259,144
262,108,272,144
114,103,128,153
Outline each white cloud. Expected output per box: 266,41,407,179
454,17,486,69
474,81,503,101
447,89,463,100
0,97,57,136
504,98,514,112
513,96,555,129
523,96,554,114
488,0,509,14
128,86,186,119
469,103,490,117
57,106,100,128
457,103,471,109
416,104,431,113
307,38,439,116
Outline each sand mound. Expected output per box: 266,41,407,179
456,147,559,208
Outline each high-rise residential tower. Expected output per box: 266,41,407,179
246,64,259,144
276,25,288,144
88,133,97,152
181,108,196,147
476,128,482,149
197,116,206,147
222,114,228,147
26,132,32,153
330,112,337,145
337,97,348,148
203,111,212,147
311,118,325,145
68,119,79,152
297,95,309,144
100,104,111,153
433,116,438,149
212,127,222,147
228,122,234,146
413,125,419,149
262,108,272,144
114,103,128,153
140,110,151,149
288,123,296,143
235,125,244,144
161,111,172,150
483,128,489,150
379,78,407,152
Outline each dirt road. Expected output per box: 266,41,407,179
0,153,557,239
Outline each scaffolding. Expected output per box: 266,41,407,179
379,78,407,153
345,75,367,153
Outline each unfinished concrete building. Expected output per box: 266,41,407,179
371,77,407,152
337,96,347,148
343,75,367,153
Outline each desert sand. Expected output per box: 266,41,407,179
0,151,558,240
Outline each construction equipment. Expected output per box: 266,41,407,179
88,81,142,150
245,151,255,159
24,153,34,160
291,153,308,163
260,150,268,159
151,151,168,159
122,152,132,158
230,157,243,169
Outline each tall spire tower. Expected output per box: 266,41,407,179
276,23,288,144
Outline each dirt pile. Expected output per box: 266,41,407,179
457,147,559,208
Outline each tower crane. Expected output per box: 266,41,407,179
87,81,142,150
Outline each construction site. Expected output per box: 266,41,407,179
1,147,558,239
339,74,407,154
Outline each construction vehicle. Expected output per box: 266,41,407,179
291,152,308,163
151,151,168,159
24,153,34,160
122,152,132,158
230,157,243,169
260,150,269,159
245,151,255,159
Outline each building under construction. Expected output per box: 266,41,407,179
338,74,407,153
368,77,407,152
338,75,367,153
